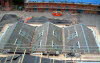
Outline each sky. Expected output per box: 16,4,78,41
29,0,100,5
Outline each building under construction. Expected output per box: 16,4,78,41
0,0,100,63
0,0,100,14
25,0,100,15
0,22,99,53
0,22,100,63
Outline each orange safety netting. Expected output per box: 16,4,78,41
24,17,32,23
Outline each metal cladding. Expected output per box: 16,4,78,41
32,22,63,52
0,22,36,53
0,22,99,53
63,24,99,53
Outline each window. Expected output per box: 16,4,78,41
46,5,49,7
51,41,59,50
52,40,57,48
53,30,55,36
19,29,26,37
57,9,61,11
33,8,38,11
39,30,44,37
41,30,44,35
39,40,42,47
76,41,80,49
67,32,78,40
53,44,59,50
33,5,37,7
45,8,49,11
53,30,57,37
58,6,61,8
66,6,69,8
65,9,69,12
52,40,54,47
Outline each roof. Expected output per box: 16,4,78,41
63,24,99,53
0,22,99,54
0,22,36,52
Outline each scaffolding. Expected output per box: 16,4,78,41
0,47,100,63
